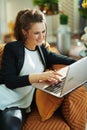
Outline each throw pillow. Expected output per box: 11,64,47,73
36,89,64,121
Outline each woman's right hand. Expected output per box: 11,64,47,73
29,70,63,84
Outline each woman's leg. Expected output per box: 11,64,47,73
0,107,27,130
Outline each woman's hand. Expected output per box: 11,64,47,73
29,70,63,84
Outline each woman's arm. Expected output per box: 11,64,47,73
1,43,63,89
1,43,30,89
41,44,76,68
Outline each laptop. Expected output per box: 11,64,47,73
32,56,87,98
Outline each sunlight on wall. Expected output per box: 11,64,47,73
0,0,8,42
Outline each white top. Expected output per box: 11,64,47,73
0,48,44,110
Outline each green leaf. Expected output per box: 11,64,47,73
33,0,59,5
79,8,87,19
84,43,87,48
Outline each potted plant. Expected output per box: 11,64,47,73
79,0,87,19
33,0,59,15
78,0,87,57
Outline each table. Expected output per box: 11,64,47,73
69,44,86,60
50,41,86,60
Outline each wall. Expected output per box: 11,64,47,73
0,0,8,42
0,0,35,42
6,0,35,22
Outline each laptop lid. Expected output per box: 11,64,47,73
61,56,87,96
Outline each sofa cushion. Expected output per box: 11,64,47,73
23,105,70,130
62,86,87,130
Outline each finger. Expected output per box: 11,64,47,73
38,79,43,83
53,71,63,77
48,74,62,82
47,78,58,82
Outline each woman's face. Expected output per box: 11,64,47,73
24,22,46,47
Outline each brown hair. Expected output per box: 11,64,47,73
14,9,46,41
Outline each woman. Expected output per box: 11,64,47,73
0,9,76,130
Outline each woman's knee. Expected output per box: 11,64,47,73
1,108,27,130
2,116,22,130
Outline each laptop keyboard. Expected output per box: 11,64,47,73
44,78,65,94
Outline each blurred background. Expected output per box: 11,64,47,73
0,0,87,44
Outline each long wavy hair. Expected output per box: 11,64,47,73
14,9,47,43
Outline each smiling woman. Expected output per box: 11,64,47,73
0,8,86,130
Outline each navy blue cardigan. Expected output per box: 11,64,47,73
0,41,76,89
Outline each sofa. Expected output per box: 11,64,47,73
0,43,87,130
